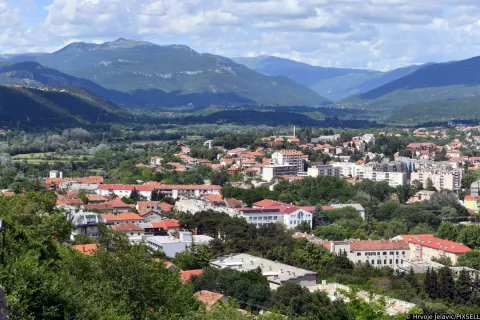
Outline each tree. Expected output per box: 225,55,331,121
424,268,438,299
455,269,473,304
211,171,229,187
295,221,312,233
312,204,327,228
457,226,480,249
409,223,435,235
425,178,437,191
435,222,459,241
457,250,480,270
437,266,455,301
130,188,140,201
406,267,420,293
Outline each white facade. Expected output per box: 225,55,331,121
271,151,304,173
326,240,410,269
332,162,407,187
146,232,213,258
236,207,312,229
262,165,298,181
410,169,463,191
307,165,341,178
49,170,63,178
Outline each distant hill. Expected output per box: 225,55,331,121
342,56,480,112
10,39,328,107
0,85,121,124
232,56,425,101
389,96,480,124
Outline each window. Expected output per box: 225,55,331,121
402,251,405,255
253,217,257,221
273,216,277,220
390,252,394,255
389,259,392,264
249,217,252,221
384,259,386,264
396,259,398,264
357,252,361,256
378,260,381,265
401,259,403,264
130,232,134,235
383,252,387,255
396,252,399,255
371,260,374,265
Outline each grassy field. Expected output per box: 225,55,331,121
12,152,92,164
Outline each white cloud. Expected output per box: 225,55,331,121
0,0,479,70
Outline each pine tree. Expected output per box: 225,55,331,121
406,267,420,292
424,267,439,299
455,269,472,304
437,266,455,300
130,188,140,202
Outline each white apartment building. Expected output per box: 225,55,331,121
235,205,313,229
271,150,304,173
307,165,341,178
262,164,298,182
332,162,407,187
410,168,463,191
319,239,410,269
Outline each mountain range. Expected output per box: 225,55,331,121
2,38,480,124
232,56,426,101
5,39,328,107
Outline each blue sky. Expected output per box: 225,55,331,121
1,0,480,71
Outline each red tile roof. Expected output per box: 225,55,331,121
180,269,204,282
98,184,154,191
400,234,472,254
151,219,180,230
349,240,410,251
112,223,144,232
72,244,99,256
101,212,144,222
203,194,223,202
87,194,109,202
253,199,284,207
146,182,221,190
194,290,226,308
160,202,174,213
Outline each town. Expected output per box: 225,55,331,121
1,123,479,318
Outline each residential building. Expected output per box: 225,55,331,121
252,199,284,208
72,244,99,256
410,168,463,191
271,150,304,173
408,190,436,204
471,179,480,196
395,234,472,264
151,219,180,236
210,253,317,290
111,223,145,243
307,165,341,178
49,170,63,178
464,195,480,212
96,184,154,200
101,212,144,225
311,135,340,143
194,290,227,309
147,231,213,258
317,239,410,269
146,182,221,198
262,164,297,181
69,211,105,240
332,162,407,187
180,270,204,283
235,205,312,229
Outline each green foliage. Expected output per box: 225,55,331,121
173,244,213,271
457,250,480,270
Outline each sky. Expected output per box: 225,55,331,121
1,0,480,71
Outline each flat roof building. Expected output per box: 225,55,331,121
210,253,317,290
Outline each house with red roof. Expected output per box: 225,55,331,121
151,219,180,235
96,184,154,200
252,199,284,208
112,223,145,242
194,290,227,309
179,269,204,283
235,205,312,229
395,234,472,264
146,182,221,198
72,244,99,256
312,238,410,269
101,212,144,225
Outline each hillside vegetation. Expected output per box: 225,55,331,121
0,85,121,124
10,39,329,107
